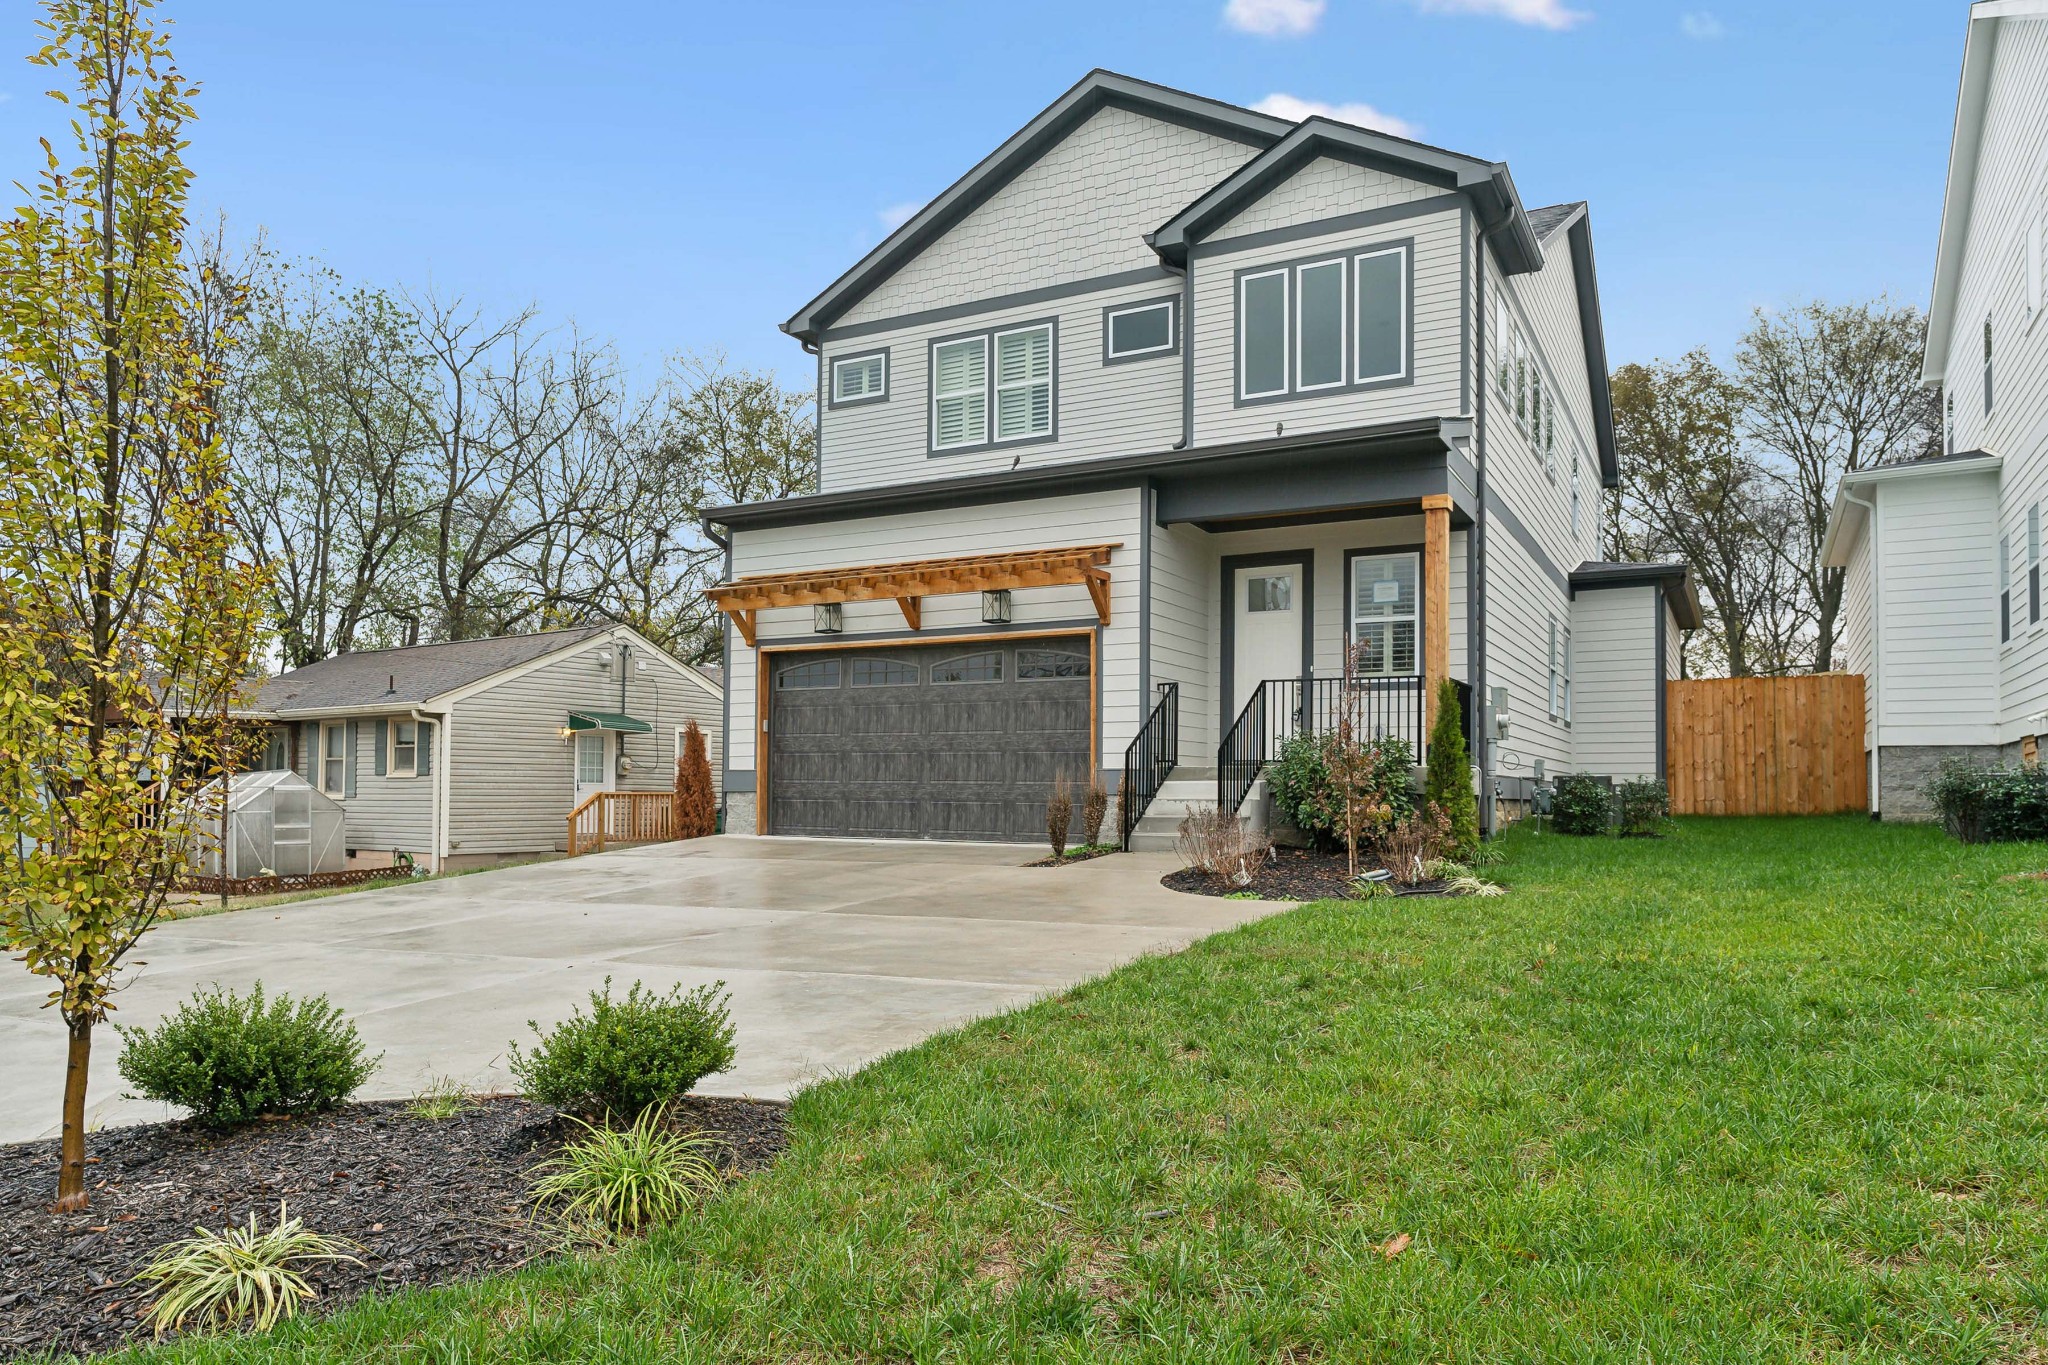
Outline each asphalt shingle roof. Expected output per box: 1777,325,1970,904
1526,202,1585,241
255,626,610,713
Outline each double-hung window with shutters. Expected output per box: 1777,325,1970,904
930,321,1054,453
319,723,347,798
829,349,888,408
1235,241,1411,404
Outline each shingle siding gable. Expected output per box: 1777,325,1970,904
1208,156,1443,242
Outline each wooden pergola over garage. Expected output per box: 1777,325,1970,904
704,543,1119,646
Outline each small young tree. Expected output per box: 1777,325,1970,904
1080,776,1109,849
674,719,716,838
1424,678,1480,860
1046,772,1073,859
0,0,266,1210
1325,644,1401,877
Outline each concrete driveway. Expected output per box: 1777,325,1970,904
0,837,1282,1143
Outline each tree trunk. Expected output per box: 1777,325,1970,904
54,1016,93,1212
1812,567,1844,674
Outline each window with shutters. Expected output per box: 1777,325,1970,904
931,336,987,450
830,350,888,407
994,324,1053,441
389,720,418,778
320,722,347,797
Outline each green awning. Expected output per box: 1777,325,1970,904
567,710,651,735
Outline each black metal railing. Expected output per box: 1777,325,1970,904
1119,682,1180,850
1217,674,1452,813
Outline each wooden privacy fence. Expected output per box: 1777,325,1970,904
567,790,677,857
1666,674,1867,816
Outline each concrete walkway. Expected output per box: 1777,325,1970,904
0,837,1284,1143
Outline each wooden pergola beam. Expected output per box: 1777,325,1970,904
705,543,1121,632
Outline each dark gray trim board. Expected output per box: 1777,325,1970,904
1102,295,1181,366
1139,483,1154,711
1156,440,1464,530
1228,237,1418,409
783,71,1290,343
823,265,1174,344
826,347,890,409
725,770,757,794
1482,494,1570,594
1569,560,1704,628
1218,550,1315,746
1186,194,1463,261
926,318,1059,458
1560,210,1621,488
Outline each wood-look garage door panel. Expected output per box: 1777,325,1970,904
766,638,1091,843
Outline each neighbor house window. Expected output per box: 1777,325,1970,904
1985,317,1996,415
1547,617,1569,720
1562,626,1573,722
320,722,347,797
1239,267,1288,399
830,350,887,406
1104,299,1175,361
2002,533,2013,644
2031,504,2041,626
1571,457,1583,535
994,324,1053,441
932,336,988,450
575,731,605,785
389,720,418,777
1355,246,1407,382
1296,258,1347,391
1351,553,1419,677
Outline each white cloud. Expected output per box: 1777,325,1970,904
1679,10,1725,39
1222,0,1326,37
1410,0,1590,30
1251,93,1422,140
877,201,923,233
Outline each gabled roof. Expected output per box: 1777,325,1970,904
1925,2,2048,381
255,627,612,713
1819,449,2002,566
780,71,1291,345
1546,204,1620,488
1148,116,1543,275
1526,201,1585,241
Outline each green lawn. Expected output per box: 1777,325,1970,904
123,817,2048,1363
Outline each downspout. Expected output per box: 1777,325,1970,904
1170,259,1192,450
403,706,449,871
1845,485,1881,817
803,339,823,486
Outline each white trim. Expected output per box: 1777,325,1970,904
1105,299,1176,359
1239,266,1290,399
1352,243,1409,384
1293,256,1348,393
387,717,420,779
932,334,990,450
830,351,886,403
318,721,349,799
1348,550,1422,678
430,626,720,711
992,322,1054,441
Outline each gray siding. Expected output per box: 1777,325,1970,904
284,718,433,860
1871,471,2001,748
1569,584,1659,780
1208,156,1441,242
447,640,723,857
1149,520,1218,756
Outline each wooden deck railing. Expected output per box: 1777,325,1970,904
566,790,678,857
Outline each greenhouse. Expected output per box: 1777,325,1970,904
184,770,346,881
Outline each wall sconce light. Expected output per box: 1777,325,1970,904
557,725,573,742
981,589,1012,625
813,602,844,634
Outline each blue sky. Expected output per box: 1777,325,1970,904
0,0,1967,394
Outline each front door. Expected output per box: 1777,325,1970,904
573,730,614,805
1232,562,1305,747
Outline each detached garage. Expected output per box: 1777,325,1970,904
763,635,1095,842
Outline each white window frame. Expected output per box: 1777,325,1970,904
992,322,1054,442
830,351,887,406
931,335,989,451
1293,257,1348,393
389,719,418,779
1547,617,1562,720
1238,267,1290,400
1570,455,1583,535
1353,244,1410,384
319,722,347,798
1561,625,1573,723
1104,299,1176,361
1349,551,1422,679
1985,316,1996,416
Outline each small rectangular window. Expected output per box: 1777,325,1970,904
1354,246,1407,382
994,324,1053,441
390,720,417,778
932,337,988,450
1246,574,1293,613
1295,258,1346,391
831,352,887,405
1240,268,1288,399
321,723,347,797
1105,300,1174,360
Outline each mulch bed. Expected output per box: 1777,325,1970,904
0,1094,787,1361
1025,845,1119,867
1163,847,1452,901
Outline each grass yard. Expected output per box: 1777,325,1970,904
115,817,2048,1363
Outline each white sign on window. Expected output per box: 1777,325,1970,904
1372,581,1400,604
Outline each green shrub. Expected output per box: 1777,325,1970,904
530,1105,723,1234
1616,778,1670,837
1423,679,1479,859
117,985,377,1128
138,1204,359,1336
510,977,736,1119
1549,773,1613,836
1926,759,2048,843
1267,730,1415,850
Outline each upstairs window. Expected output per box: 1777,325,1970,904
994,324,1053,441
932,337,988,450
1355,246,1407,383
1296,258,1347,391
1239,268,1289,399
1104,299,1176,361
831,351,887,406
1238,242,1412,402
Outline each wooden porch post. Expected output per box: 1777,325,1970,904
1422,494,1452,731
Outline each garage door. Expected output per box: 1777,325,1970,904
767,636,1092,842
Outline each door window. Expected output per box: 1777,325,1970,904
576,731,605,785
1245,574,1293,613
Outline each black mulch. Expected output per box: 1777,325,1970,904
1163,847,1452,901
0,1094,787,1361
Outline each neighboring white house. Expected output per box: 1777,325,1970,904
703,71,1695,844
247,625,723,869
1823,1,2048,818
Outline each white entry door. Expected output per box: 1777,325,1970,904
573,730,615,805
1233,563,1305,733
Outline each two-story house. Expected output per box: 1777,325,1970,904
705,72,1696,845
1823,1,2043,818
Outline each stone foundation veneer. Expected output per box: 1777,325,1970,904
724,795,758,836
1875,745,2001,822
